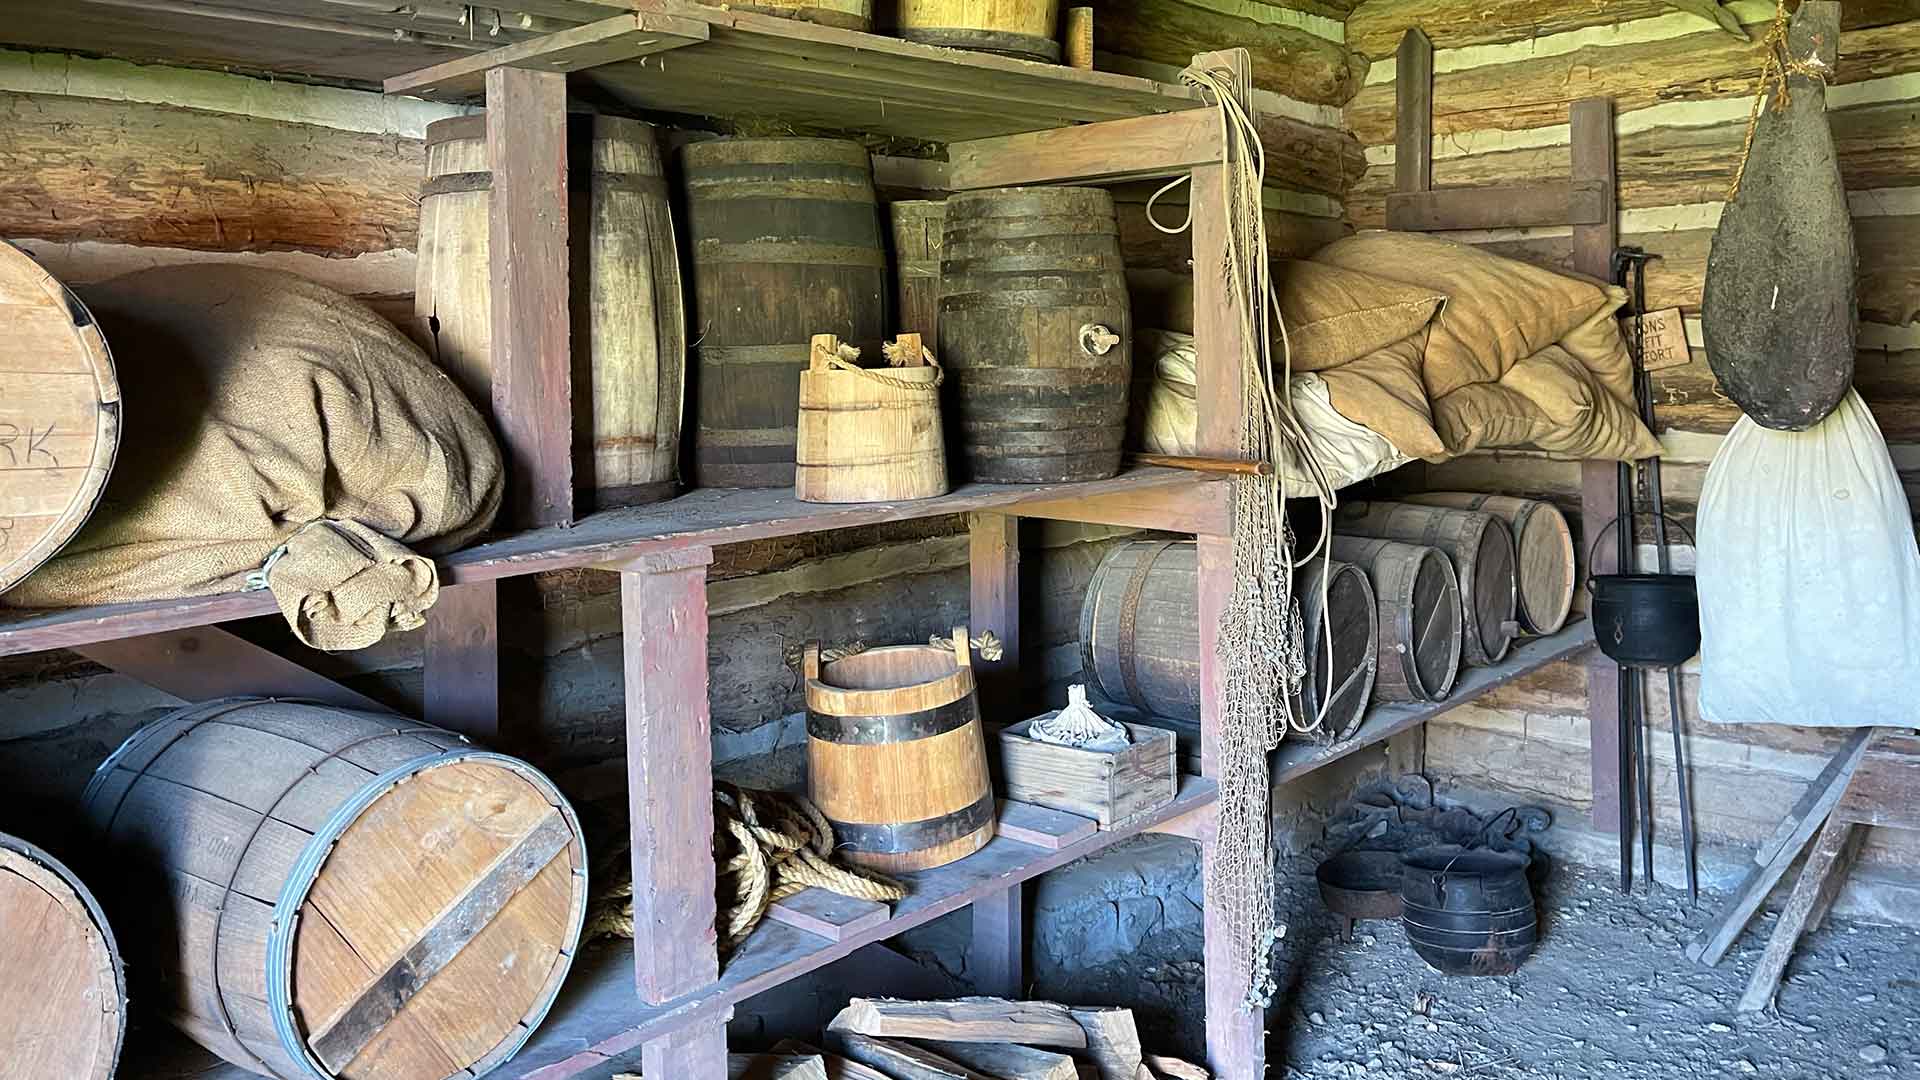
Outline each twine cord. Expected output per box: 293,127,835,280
1726,0,1832,202
821,341,944,392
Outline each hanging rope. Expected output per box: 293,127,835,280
586,784,906,954
1726,0,1833,201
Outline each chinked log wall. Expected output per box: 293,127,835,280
1341,0,1920,899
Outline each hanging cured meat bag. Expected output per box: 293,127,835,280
1696,391,1920,728
1701,0,1856,431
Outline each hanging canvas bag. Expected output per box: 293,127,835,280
1696,391,1920,727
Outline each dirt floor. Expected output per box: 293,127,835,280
1256,855,1920,1079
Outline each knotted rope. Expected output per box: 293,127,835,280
821,341,944,392
929,629,1005,662
1727,0,1833,202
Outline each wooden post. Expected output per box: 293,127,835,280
641,1018,729,1080
486,66,574,528
423,580,501,742
619,546,720,1004
970,883,1024,998
967,512,1021,716
1394,30,1433,197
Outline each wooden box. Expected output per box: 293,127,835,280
997,718,1177,828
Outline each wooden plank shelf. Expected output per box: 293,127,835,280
0,468,1220,657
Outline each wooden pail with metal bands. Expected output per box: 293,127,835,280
804,627,995,872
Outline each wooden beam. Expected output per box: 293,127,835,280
830,998,1088,1047
643,1021,730,1080
1014,482,1228,536
970,885,1023,999
422,580,501,742
1395,29,1433,196
385,13,709,99
967,512,1021,716
1385,180,1611,232
946,111,1224,190
621,546,720,1003
1737,812,1865,1012
487,66,575,529
74,628,386,713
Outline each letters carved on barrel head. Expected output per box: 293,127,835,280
940,186,1133,484
684,137,889,488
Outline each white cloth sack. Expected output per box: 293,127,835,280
1697,390,1920,727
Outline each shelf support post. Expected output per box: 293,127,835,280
967,511,1025,997
486,65,574,528
970,883,1025,998
641,1016,729,1080
619,546,721,1005
423,580,501,742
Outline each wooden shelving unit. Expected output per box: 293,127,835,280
23,9,1621,1080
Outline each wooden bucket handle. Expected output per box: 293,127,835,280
808,334,841,373
802,641,823,680
951,624,971,667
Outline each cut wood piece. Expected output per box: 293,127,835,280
730,1052,833,1080
1068,1006,1142,1080
775,1039,895,1080
920,1040,1078,1080
764,888,892,942
996,800,1100,850
1143,1055,1209,1080
1736,812,1864,1013
0,833,125,1080
830,998,1090,1048
835,1033,996,1080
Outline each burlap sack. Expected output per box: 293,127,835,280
1272,260,1446,372
3,268,503,650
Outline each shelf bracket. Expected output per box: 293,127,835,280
73,628,388,714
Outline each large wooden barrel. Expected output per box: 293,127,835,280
893,0,1064,63
685,138,889,488
796,334,948,503
940,187,1131,484
804,630,994,872
714,0,874,30
1335,502,1519,668
1403,493,1575,635
82,700,587,1080
889,200,945,346
0,243,118,596
0,833,125,1080
1329,536,1462,703
416,113,685,509
1294,558,1379,741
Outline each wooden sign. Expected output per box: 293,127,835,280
1624,307,1691,372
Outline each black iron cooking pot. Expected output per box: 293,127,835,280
1400,846,1539,976
1586,512,1700,667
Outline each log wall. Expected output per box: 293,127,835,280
1344,0,1920,888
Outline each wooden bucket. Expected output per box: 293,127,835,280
1329,536,1462,703
715,0,874,30
0,833,125,1080
796,333,948,503
0,243,118,597
804,628,995,872
1335,502,1519,668
892,0,1063,63
1294,558,1379,741
888,199,945,346
81,700,588,1080
940,187,1131,484
1404,493,1574,634
416,113,685,509
684,137,889,488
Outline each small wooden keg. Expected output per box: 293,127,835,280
0,243,118,596
1404,493,1575,634
711,0,874,30
1294,558,1379,741
1335,502,1519,667
0,833,125,1080
82,700,588,1080
888,200,945,345
797,334,948,503
416,113,685,509
804,628,995,872
894,0,1064,63
684,137,889,488
1329,536,1463,703
940,187,1132,483
1078,540,1200,722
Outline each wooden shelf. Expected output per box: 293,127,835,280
0,468,1219,657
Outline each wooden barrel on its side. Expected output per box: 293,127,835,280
1294,558,1379,741
940,187,1132,484
0,243,118,596
893,0,1064,63
82,700,588,1080
1078,539,1199,722
796,334,948,503
804,630,995,871
889,199,945,345
415,114,686,510
684,137,889,488
1404,492,1575,634
0,833,125,1080
718,0,874,30
1329,536,1463,703
1335,502,1519,668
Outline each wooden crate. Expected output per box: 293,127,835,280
998,718,1176,827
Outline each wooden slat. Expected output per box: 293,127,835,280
1736,811,1866,1013
829,998,1087,1047
1385,180,1611,232
763,890,891,943
486,67,574,529
922,1041,1077,1080
622,546,719,1003
836,1035,992,1080
947,111,1224,190
384,13,708,97
422,580,500,742
1394,29,1433,196
1015,482,1228,536
994,801,1099,850
74,628,386,713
